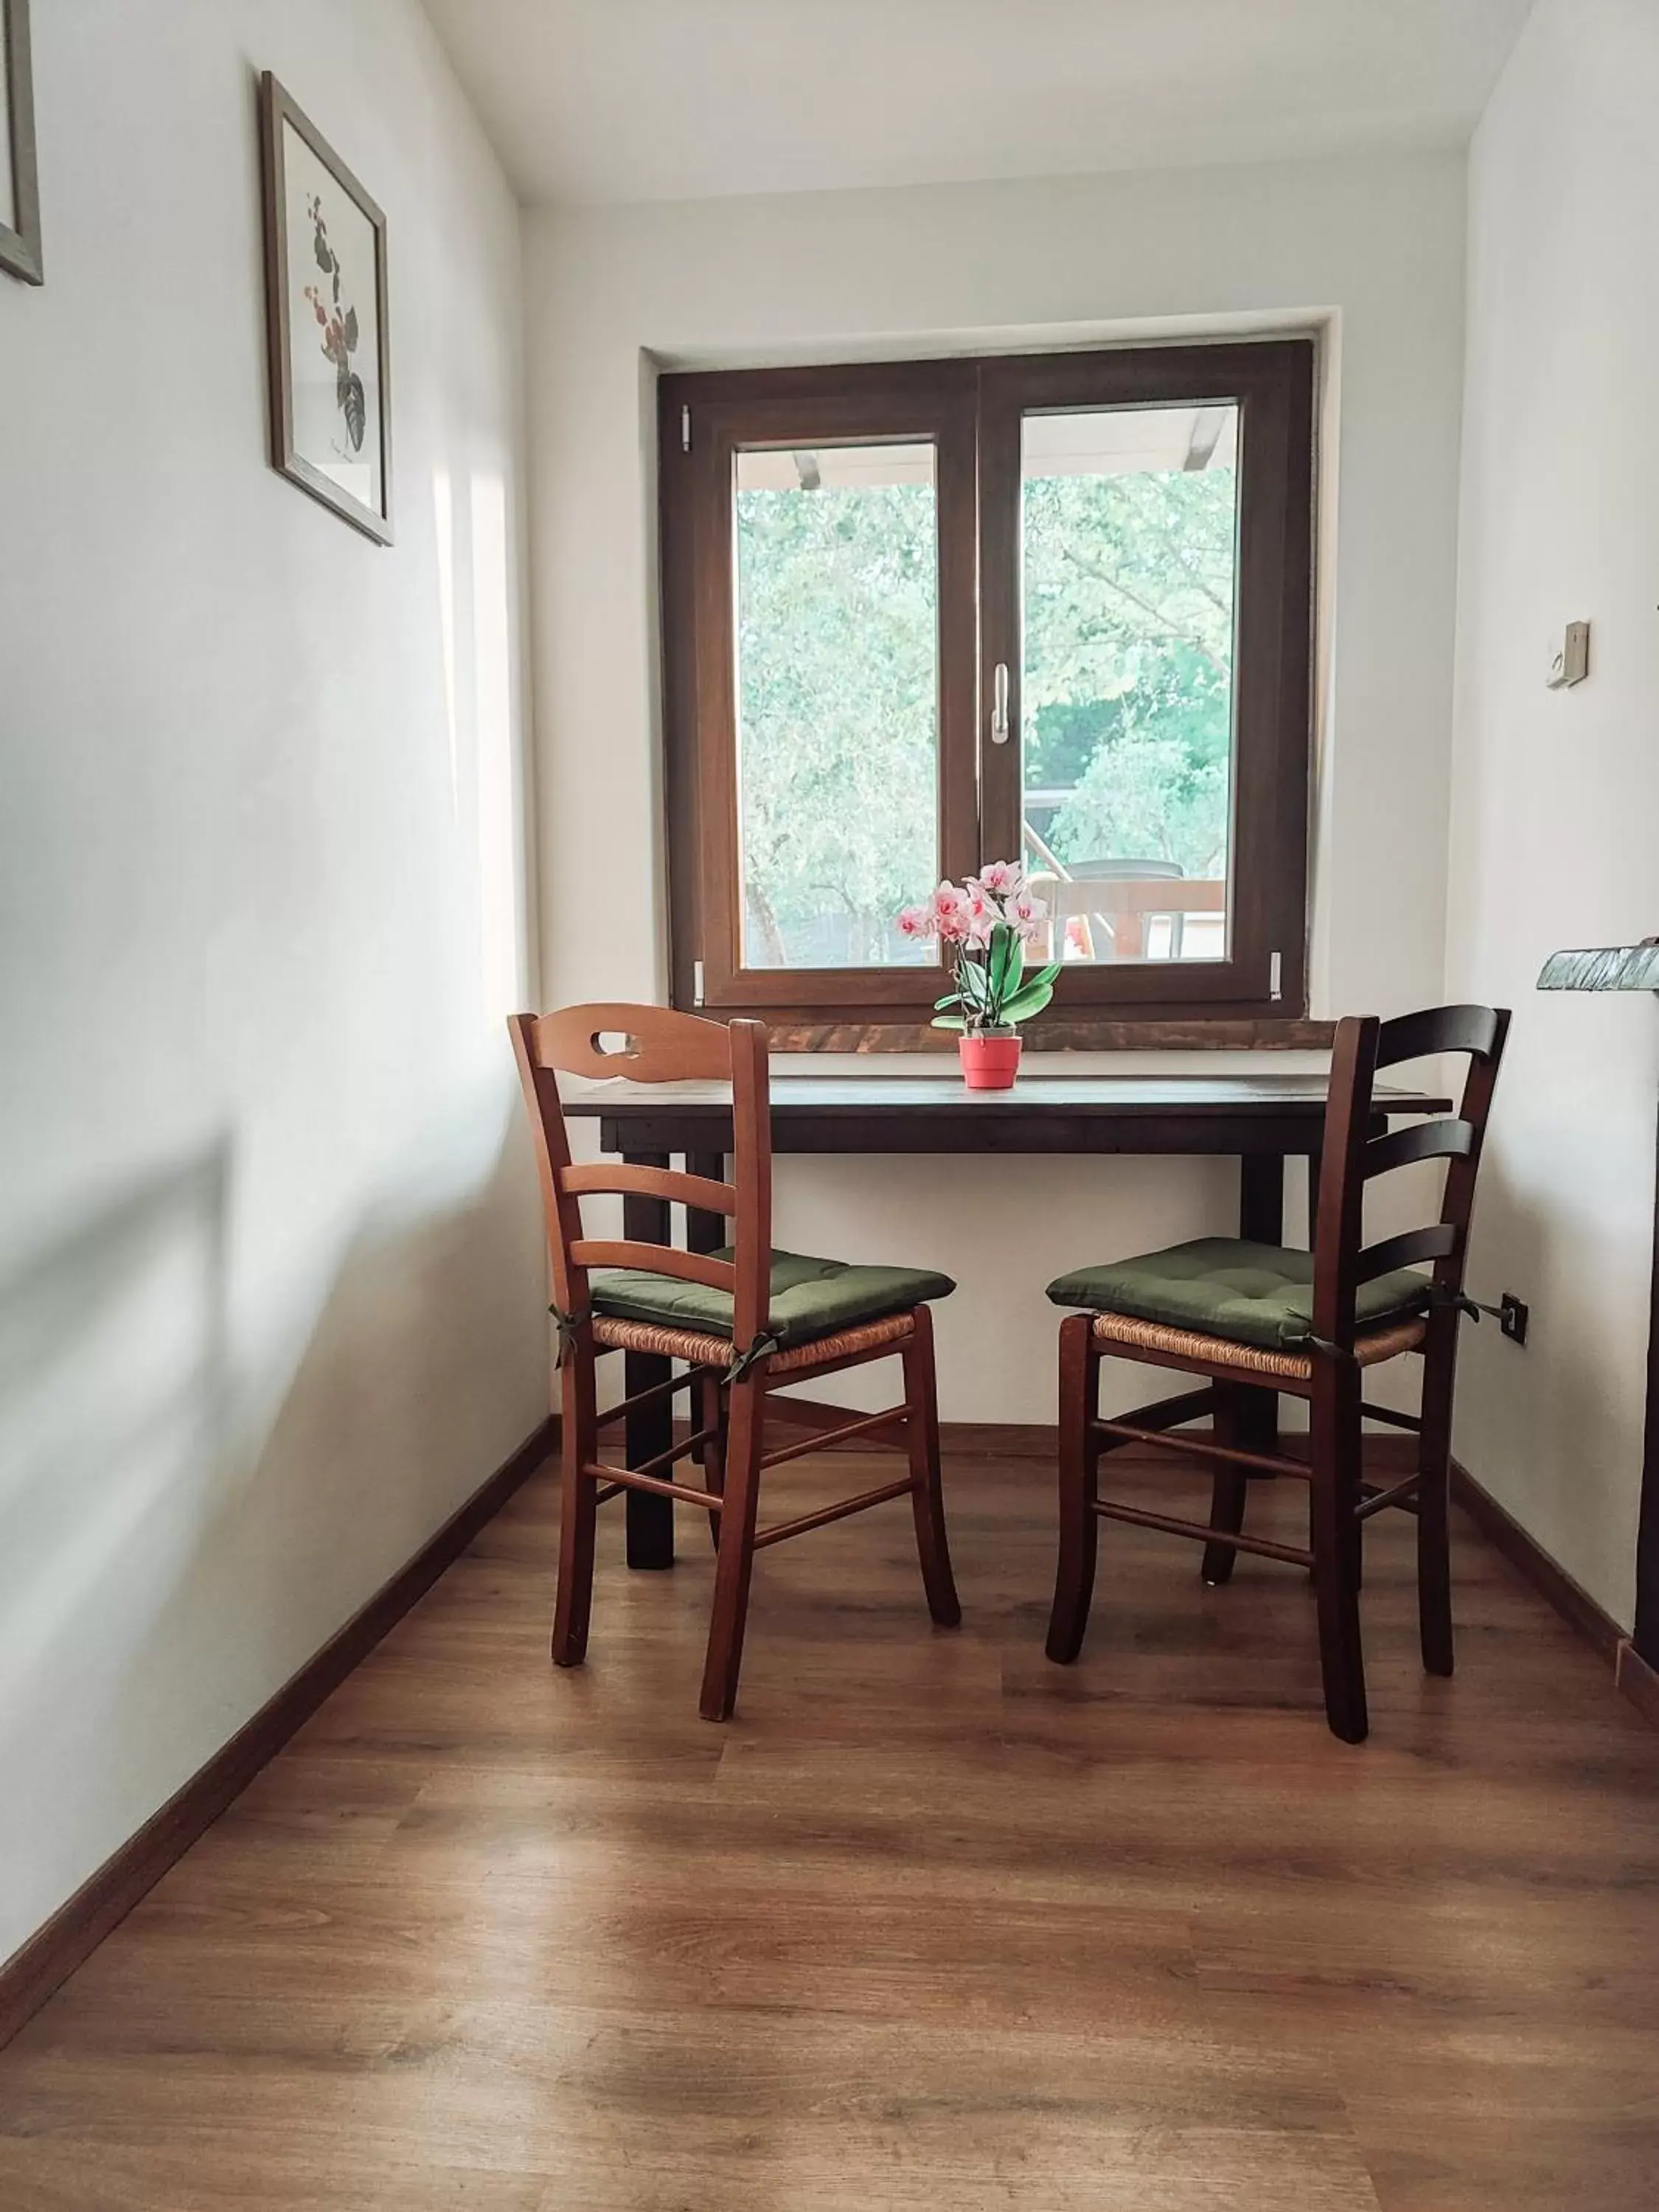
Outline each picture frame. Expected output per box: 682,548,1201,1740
257,71,392,544
1,0,44,285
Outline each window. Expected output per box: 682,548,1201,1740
733,439,942,969
661,341,1313,1046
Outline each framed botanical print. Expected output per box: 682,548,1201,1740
1,0,44,285
258,72,392,543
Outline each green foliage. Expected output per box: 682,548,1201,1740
1051,730,1231,878
1023,467,1236,879
733,455,1239,970
736,483,939,966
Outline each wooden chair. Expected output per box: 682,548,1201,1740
1029,864,1226,962
509,1003,961,1721
1043,1004,1510,1742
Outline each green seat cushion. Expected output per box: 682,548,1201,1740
591,1247,955,1349
1045,1237,1429,1351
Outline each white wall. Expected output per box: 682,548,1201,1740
1446,0,1659,1627
0,0,543,1966
524,153,1467,1421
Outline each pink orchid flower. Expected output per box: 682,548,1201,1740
974,859,1026,901
895,904,931,939
964,888,998,947
928,881,971,942
1008,891,1046,941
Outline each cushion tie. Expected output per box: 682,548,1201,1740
1283,1328,1349,1360
549,1304,592,1366
726,1329,782,1383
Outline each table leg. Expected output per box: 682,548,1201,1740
684,1152,728,1259
1237,1153,1286,1461
623,1152,675,1570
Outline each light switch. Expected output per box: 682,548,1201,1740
1546,621,1590,689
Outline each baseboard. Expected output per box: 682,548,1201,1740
762,1391,1058,1458
1450,1459,1624,1664
0,1414,558,2053
941,1419,1058,1458
765,1401,1389,1467
1615,1638,1659,1728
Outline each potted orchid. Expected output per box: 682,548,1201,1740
897,862,1062,1090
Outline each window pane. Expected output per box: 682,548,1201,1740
734,442,939,969
1020,404,1239,964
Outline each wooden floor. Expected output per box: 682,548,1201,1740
2,1443,1658,2211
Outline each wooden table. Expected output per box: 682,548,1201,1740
563,1072,1450,1568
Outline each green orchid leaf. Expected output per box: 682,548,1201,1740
933,991,963,1012
1004,936,1026,1015
929,1012,967,1031
986,926,1035,1023
987,928,1012,1007
1001,978,1055,1023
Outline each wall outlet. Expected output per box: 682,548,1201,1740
1498,1292,1529,1345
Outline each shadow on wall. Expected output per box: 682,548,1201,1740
0,1139,237,1702
0,1104,546,1965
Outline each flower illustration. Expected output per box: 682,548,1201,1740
303,197,366,453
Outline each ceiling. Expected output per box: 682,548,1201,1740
421,0,1536,209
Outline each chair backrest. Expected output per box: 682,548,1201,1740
507,1003,773,1352
1311,1004,1511,1351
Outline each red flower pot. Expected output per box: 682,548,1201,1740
959,1030,1022,1091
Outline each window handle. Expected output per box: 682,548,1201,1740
990,661,1010,745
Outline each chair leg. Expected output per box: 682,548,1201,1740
698,1366,727,1554
552,1338,599,1669
1308,1360,1368,1742
1307,1470,1366,1592
699,1374,765,1722
1200,1381,1250,1586
1046,1315,1102,1663
900,1305,961,1627
1416,1318,1457,1677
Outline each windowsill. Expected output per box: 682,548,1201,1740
760,1015,1333,1054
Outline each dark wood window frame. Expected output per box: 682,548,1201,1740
660,340,1318,1051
